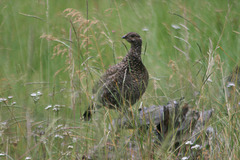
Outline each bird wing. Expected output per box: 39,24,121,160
92,63,122,94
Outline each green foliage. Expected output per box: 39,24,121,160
0,0,239,159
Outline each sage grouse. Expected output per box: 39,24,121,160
83,32,149,120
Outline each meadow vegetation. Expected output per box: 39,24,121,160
0,0,240,159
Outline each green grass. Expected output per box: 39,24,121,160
0,0,240,159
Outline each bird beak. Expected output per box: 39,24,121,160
122,34,127,39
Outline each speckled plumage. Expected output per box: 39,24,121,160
83,32,149,120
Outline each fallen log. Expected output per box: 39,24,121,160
108,98,214,150
84,99,214,159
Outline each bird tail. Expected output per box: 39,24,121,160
83,105,93,121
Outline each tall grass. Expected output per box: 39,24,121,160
0,0,239,159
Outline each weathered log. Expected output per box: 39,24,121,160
109,99,214,143
190,109,214,143
109,99,182,130
84,99,214,159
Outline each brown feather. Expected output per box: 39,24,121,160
83,32,149,120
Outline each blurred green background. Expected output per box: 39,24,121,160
0,0,239,159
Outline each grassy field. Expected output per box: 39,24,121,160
0,0,240,159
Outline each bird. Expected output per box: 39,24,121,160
83,32,149,121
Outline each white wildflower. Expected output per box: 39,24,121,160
54,104,61,107
54,134,63,139
207,78,213,82
227,82,235,88
68,145,73,149
36,91,42,96
185,141,193,145
30,93,37,97
53,107,60,112
45,105,52,110
8,96,13,99
191,144,202,150
142,27,149,32
0,153,5,156
57,124,63,129
25,157,31,160
181,157,189,160
0,98,7,102
171,24,181,30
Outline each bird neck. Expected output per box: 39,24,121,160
129,42,142,57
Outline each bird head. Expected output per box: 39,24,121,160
122,32,142,45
